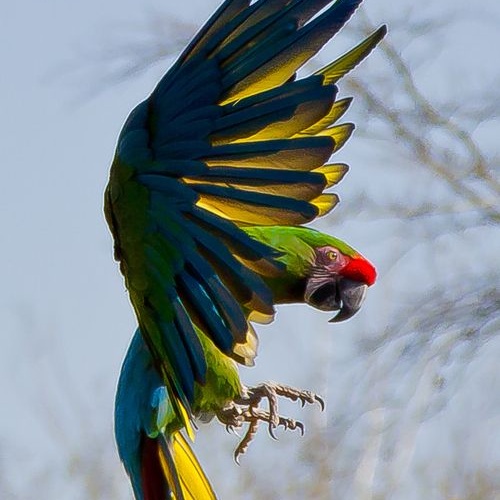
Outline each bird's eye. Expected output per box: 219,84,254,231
326,250,337,261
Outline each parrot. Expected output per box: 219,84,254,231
105,0,385,498
115,226,376,500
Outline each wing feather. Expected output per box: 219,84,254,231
105,0,386,419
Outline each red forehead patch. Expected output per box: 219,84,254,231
341,257,377,286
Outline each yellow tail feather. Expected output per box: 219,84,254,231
158,432,216,500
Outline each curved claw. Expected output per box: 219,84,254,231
297,421,305,436
315,394,325,411
220,382,326,459
268,423,278,440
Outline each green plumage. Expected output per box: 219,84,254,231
111,3,385,499
242,226,363,303
106,0,386,430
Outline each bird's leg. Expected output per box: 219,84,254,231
217,381,324,462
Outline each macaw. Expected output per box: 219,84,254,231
115,226,376,500
105,0,385,498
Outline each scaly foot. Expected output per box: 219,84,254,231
217,382,324,462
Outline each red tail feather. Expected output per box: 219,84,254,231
141,436,169,500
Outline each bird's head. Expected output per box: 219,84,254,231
303,241,376,322
243,226,376,323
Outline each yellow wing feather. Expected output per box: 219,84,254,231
317,26,387,84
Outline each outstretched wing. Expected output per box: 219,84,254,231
105,0,386,420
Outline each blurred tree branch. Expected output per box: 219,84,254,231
345,13,500,224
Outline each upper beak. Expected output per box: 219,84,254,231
328,278,368,323
305,277,368,323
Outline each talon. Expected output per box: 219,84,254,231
234,449,241,465
315,395,325,411
217,381,325,457
234,449,242,465
297,422,305,435
269,424,278,440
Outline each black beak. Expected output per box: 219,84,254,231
328,279,368,323
305,277,368,323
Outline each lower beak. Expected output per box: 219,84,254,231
328,279,368,323
305,277,368,323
